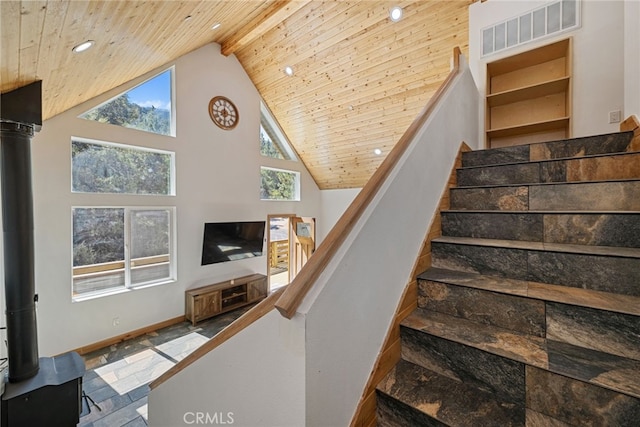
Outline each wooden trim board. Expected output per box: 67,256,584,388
73,315,186,356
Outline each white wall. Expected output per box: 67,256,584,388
302,58,480,426
318,188,360,242
469,0,627,144
624,0,640,119
148,310,306,427
28,43,322,356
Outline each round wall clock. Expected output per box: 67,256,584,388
208,96,239,130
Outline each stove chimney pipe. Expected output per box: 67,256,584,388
0,81,42,382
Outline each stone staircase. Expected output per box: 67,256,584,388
376,131,640,426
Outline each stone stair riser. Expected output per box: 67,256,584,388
441,212,640,248
418,279,545,337
457,153,640,187
461,131,634,168
401,326,526,404
432,241,640,297
546,303,640,361
526,366,640,426
450,181,640,211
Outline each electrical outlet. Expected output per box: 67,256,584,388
609,110,622,124
112,317,120,326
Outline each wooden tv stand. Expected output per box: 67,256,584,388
185,273,268,325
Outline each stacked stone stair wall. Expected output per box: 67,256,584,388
376,131,640,426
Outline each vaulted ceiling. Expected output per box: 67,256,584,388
0,0,472,189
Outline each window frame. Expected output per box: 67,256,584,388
78,67,176,137
259,100,298,161
71,206,177,302
260,166,301,201
71,136,176,196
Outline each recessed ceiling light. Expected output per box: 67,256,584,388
72,40,94,53
374,148,383,155
284,66,294,77
389,6,403,22
211,22,221,30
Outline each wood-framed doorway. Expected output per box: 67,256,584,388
266,213,316,291
266,213,295,291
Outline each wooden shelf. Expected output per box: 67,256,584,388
487,77,570,108
486,38,572,148
487,116,570,139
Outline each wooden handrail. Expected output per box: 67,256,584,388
274,47,463,319
149,286,286,390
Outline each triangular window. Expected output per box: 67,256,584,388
260,101,296,161
80,68,174,136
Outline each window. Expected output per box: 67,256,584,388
260,167,300,201
72,138,174,195
260,101,297,161
71,137,176,301
72,207,175,299
79,68,174,136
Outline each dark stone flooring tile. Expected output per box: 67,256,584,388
442,212,543,241
80,393,133,425
544,213,640,248
526,365,640,426
457,163,540,187
527,251,640,296
377,360,525,427
546,303,640,361
432,241,529,279
122,417,147,427
547,340,640,399
529,132,634,161
529,181,640,211
462,144,530,167
401,327,526,404
418,280,545,336
127,384,150,402
450,186,528,210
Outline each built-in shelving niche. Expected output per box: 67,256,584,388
486,38,572,148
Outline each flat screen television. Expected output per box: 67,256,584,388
201,221,266,265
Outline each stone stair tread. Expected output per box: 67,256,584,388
458,150,640,171
401,308,640,399
418,267,640,317
376,358,524,426
451,177,640,190
444,209,640,214
462,131,635,167
432,235,640,259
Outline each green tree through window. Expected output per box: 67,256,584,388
260,167,299,201
80,69,173,136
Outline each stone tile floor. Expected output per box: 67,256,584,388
79,305,253,427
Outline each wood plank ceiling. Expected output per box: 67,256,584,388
0,0,472,189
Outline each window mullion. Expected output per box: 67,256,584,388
124,207,132,288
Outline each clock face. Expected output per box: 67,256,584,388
208,96,238,130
